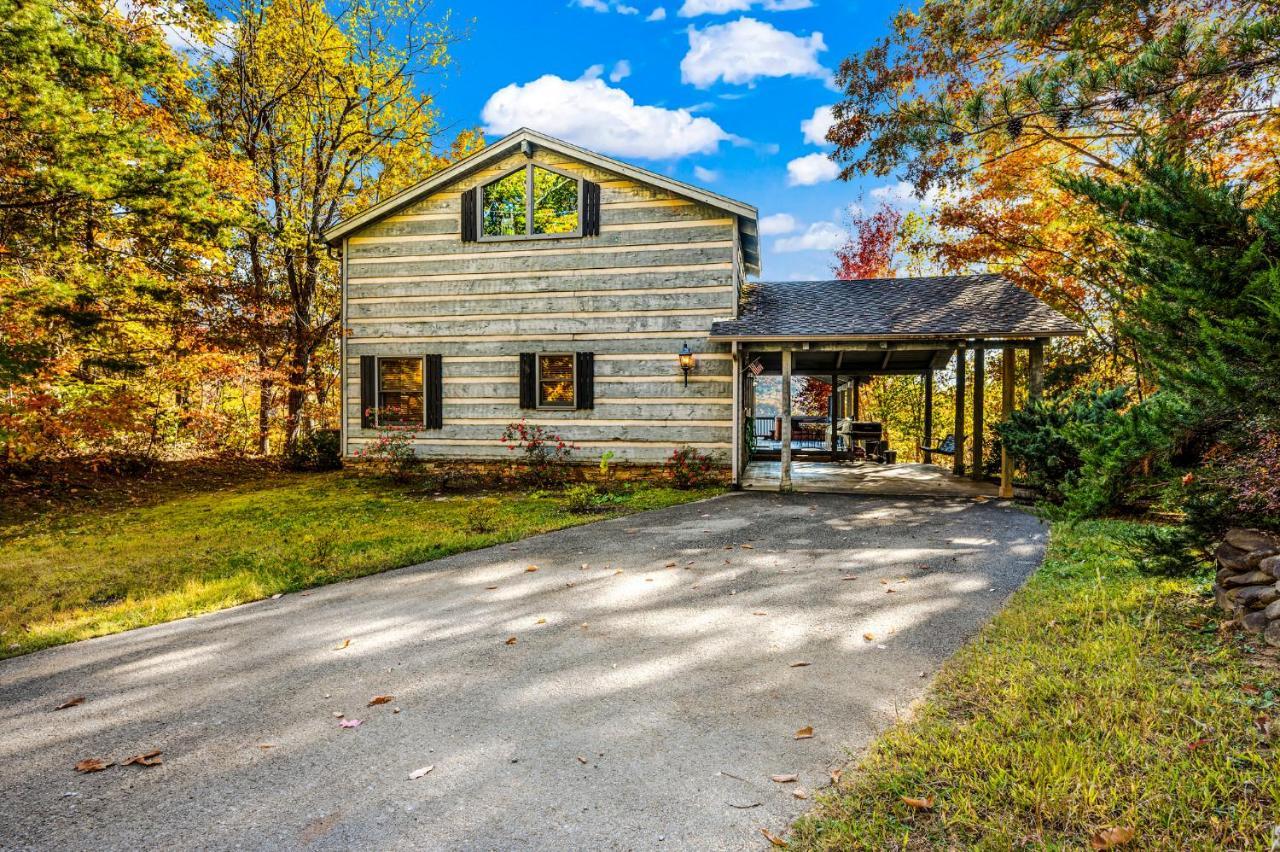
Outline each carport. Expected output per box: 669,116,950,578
709,274,1083,497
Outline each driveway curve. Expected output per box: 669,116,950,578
0,492,1046,851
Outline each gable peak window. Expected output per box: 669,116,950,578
480,164,581,239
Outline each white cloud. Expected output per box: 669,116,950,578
785,152,839,186
693,165,720,182
481,71,732,160
758,212,798,235
775,221,846,252
678,0,812,15
801,104,835,145
869,180,941,210
646,6,667,19
680,18,829,88
575,0,639,12
609,60,632,83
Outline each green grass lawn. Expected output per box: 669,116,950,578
0,470,719,659
790,520,1279,850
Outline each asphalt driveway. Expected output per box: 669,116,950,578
0,492,1047,851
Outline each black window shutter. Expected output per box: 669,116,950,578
582,181,600,236
576,352,595,410
424,354,443,429
360,355,376,428
460,188,477,242
519,353,537,409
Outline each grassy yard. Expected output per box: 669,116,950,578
791,520,1279,850
0,468,718,659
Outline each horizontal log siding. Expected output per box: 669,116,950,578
342,149,737,463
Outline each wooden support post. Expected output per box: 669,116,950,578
952,345,966,477
971,343,985,480
1029,340,1045,401
828,373,837,454
851,378,860,420
731,342,741,486
1000,347,1015,498
780,348,792,492
922,370,934,464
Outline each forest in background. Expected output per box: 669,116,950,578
823,0,1280,542
0,0,480,467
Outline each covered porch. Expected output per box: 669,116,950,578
710,275,1083,497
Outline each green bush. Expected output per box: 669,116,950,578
1115,522,1212,577
995,385,1128,502
287,428,342,471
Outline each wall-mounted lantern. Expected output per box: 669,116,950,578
678,343,696,387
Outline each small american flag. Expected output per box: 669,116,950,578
748,359,764,377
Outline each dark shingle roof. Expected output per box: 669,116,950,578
709,274,1082,339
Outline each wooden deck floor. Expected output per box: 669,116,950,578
741,460,1002,498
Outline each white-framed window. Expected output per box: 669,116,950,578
536,353,576,409
376,356,425,426
480,163,581,240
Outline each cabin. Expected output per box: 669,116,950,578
323,128,1081,496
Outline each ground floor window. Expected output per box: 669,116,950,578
378,357,425,425
537,354,575,408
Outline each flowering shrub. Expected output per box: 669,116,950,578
501,419,576,486
351,409,418,480
664,445,719,489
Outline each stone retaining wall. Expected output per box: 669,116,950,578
1214,528,1280,647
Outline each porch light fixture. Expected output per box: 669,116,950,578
678,343,696,387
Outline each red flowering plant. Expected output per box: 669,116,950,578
351,407,419,480
501,419,577,486
664,445,719,489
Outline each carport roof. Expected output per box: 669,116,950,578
709,274,1082,341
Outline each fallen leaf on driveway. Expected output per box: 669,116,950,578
761,828,786,847
829,768,843,784
770,774,798,783
727,801,761,809
334,639,350,651
664,562,676,568
1089,827,1136,849
55,696,85,711
122,750,162,767
840,575,858,581
863,632,874,641
485,586,498,590
367,695,394,707
408,765,434,780
752,611,767,616
258,744,274,750
792,788,808,800
338,719,362,729
576,756,587,765
505,637,518,645
525,566,538,573
536,618,547,624
75,758,112,773
332,712,344,718
794,726,814,740
901,794,935,809
741,544,754,549
789,661,811,668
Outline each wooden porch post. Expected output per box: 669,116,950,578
922,370,934,464
851,377,860,420
828,372,837,454
731,342,741,486
1000,347,1016,498
971,343,985,480
952,344,966,477
1029,340,1045,401
780,348,793,492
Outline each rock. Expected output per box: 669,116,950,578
1228,584,1280,608
1264,598,1280,620
1224,528,1280,553
1242,610,1270,634
1223,570,1276,588
1260,555,1280,580
1214,584,1237,614
1216,566,1237,585
1266,620,1280,648
1216,542,1256,573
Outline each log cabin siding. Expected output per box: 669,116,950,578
341,147,741,463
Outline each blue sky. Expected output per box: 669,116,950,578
429,0,917,282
